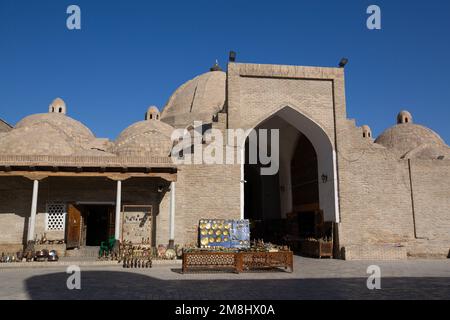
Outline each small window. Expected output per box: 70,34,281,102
59,107,62,113
363,132,366,138
45,203,66,231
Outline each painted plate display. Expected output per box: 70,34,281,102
198,219,250,248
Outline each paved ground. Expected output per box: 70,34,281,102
0,256,449,300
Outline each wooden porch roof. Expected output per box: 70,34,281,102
0,155,177,181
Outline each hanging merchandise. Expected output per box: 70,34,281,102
230,219,250,249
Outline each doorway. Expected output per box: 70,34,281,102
243,106,338,255
82,205,115,246
244,118,321,243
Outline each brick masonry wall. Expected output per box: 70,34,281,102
344,244,407,260
337,122,450,259
173,162,241,246
227,63,346,137
408,160,450,257
0,177,32,244
337,122,416,247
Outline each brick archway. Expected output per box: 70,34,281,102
240,105,339,224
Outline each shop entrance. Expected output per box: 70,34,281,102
82,205,115,246
244,120,323,244
243,106,339,256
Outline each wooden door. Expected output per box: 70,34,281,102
66,204,81,248
107,206,115,239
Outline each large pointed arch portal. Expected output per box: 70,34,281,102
241,106,339,245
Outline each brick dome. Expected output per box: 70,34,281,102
160,69,226,128
114,112,174,157
0,122,76,156
375,123,446,158
16,112,94,146
0,99,96,156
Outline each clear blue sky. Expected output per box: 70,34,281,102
1,0,449,142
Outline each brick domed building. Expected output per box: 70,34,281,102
0,61,449,260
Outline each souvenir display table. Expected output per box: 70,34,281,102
182,248,293,273
237,250,293,273
183,219,294,273
182,250,238,273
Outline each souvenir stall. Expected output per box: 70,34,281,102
182,219,293,273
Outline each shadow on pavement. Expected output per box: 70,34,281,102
23,270,450,300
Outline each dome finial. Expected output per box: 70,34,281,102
397,110,413,124
210,60,222,72
146,106,160,121
49,97,67,114
361,125,372,139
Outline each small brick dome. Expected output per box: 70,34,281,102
145,106,160,120
375,122,446,158
397,110,413,124
361,125,372,139
114,111,175,157
48,97,67,114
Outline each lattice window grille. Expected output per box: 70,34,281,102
45,203,66,231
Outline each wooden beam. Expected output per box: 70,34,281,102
0,171,177,182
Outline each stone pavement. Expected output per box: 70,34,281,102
0,256,448,300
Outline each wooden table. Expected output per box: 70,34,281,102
182,250,293,273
